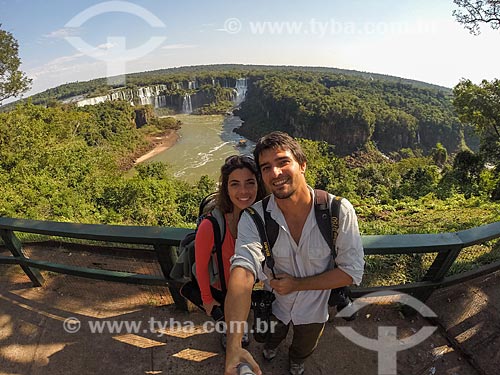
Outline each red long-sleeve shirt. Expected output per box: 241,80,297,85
194,215,235,305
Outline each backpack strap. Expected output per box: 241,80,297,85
314,189,343,259
205,207,227,294
210,207,226,249
314,189,332,250
198,192,218,218
248,191,342,279
245,206,277,279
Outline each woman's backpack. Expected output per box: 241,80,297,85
169,193,227,292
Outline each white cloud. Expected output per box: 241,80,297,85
43,27,81,39
25,59,106,97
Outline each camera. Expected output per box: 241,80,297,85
251,289,275,342
328,286,356,321
211,305,224,322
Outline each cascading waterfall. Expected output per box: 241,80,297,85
234,78,247,105
75,80,248,110
188,80,198,90
182,94,193,114
76,95,108,107
155,95,166,108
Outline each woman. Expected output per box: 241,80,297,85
195,155,265,346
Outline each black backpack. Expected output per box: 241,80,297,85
170,193,227,293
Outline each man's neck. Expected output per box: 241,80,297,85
274,183,312,215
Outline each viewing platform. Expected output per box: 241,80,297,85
1,218,499,374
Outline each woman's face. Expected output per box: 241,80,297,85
227,167,258,211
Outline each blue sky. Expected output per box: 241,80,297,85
1,0,499,100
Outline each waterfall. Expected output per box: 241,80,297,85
155,95,166,108
234,78,248,105
76,95,109,107
73,79,246,110
182,94,193,114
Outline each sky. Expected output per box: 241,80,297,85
1,0,500,101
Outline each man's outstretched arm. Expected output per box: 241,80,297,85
224,266,261,375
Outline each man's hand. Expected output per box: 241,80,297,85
224,347,262,375
270,273,298,295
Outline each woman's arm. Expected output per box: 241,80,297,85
195,218,217,312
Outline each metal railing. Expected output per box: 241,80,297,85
1,217,500,309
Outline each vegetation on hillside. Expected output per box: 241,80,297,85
2,64,449,110
0,101,215,226
0,99,498,230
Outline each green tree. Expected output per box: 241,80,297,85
450,150,485,198
0,24,32,104
394,166,439,199
453,0,500,35
453,79,500,165
431,142,448,167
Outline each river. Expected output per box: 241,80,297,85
145,114,255,182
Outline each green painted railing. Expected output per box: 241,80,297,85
1,217,500,310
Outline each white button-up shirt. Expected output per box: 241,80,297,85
230,188,364,325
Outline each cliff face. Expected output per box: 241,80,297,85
292,117,372,156
236,82,374,155
236,76,465,156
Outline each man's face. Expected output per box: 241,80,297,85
258,147,306,199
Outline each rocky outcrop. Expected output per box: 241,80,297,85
134,106,155,128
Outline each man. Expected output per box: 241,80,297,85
224,132,364,375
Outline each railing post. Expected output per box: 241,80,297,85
154,244,188,311
423,246,464,283
0,229,44,286
402,245,463,316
